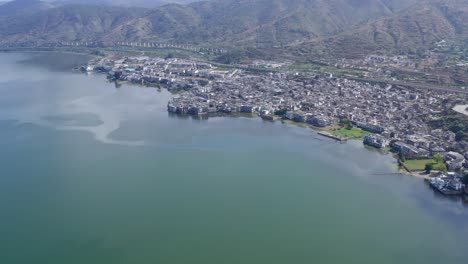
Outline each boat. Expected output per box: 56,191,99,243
429,177,464,196
260,115,275,121
86,65,95,72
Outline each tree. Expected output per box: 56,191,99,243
455,131,466,142
435,163,448,173
274,109,288,116
425,163,434,174
398,151,406,162
433,154,443,164
462,174,468,185
339,118,352,130
198,80,209,87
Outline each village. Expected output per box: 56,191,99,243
87,55,468,198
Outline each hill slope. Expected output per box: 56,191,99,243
295,0,468,58
0,0,426,47
115,0,416,46
0,0,53,18
0,4,146,46
51,0,197,8
0,0,466,61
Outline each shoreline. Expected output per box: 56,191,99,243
398,169,431,180
166,107,464,191
97,76,444,182
31,50,464,199
0,48,102,57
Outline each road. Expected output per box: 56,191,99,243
350,77,468,95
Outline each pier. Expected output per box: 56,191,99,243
317,132,347,142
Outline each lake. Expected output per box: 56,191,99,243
0,52,467,264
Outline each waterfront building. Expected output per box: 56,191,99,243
363,134,388,148
391,141,421,158
444,152,466,171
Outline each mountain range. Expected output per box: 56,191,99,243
295,0,468,58
51,0,197,8
0,0,52,17
0,0,466,60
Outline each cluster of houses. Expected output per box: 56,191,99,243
88,56,230,91
89,55,468,178
334,55,418,72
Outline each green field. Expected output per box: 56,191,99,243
331,127,368,139
403,159,445,171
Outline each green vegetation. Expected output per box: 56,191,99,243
428,109,468,142
331,127,368,139
404,154,447,172
338,118,353,130
398,151,406,162
274,109,288,116
438,164,448,173
287,62,368,77
215,48,270,64
433,154,443,164
425,163,434,173
462,173,468,185
281,119,308,128
404,159,436,171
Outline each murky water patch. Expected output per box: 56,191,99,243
42,113,103,127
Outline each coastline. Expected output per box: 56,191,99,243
165,103,464,191
398,169,431,180
93,74,442,181
3,51,468,264
178,109,424,179
54,51,468,199
0,47,102,57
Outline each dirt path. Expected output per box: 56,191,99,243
398,169,432,180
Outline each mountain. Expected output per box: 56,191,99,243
2,0,421,47
51,0,198,8
380,0,421,12
101,3,200,45
0,4,146,46
0,0,53,17
0,0,466,61
296,0,468,58
102,0,426,47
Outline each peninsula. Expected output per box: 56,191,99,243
87,54,468,196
